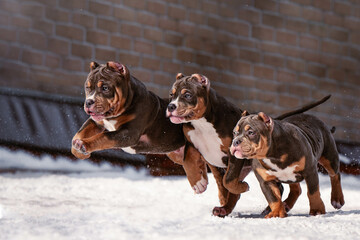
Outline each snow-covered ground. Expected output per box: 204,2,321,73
0,147,359,240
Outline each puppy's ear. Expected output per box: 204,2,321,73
191,74,210,91
107,61,129,77
176,73,184,80
242,110,249,117
258,112,273,129
89,61,99,71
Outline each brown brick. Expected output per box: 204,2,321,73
289,84,311,97
63,58,83,72
97,18,118,33
21,3,44,19
299,74,317,86
33,20,53,35
230,60,252,75
159,18,177,31
286,59,306,72
278,94,301,108
118,52,140,67
48,38,70,55
263,54,285,67
56,24,84,41
45,54,61,69
123,0,146,9
177,22,196,35
319,54,338,67
277,70,296,83
89,2,112,15
334,1,352,16
195,53,213,67
153,73,173,86
163,61,183,74
299,35,318,50
22,49,43,65
11,16,32,29
95,47,116,61
164,33,182,46
156,45,174,59
324,13,344,28
147,1,166,15
72,13,95,29
134,40,153,54
255,0,278,11
279,2,302,17
263,13,284,28
202,1,217,14
72,43,93,59
0,28,17,42
219,5,236,18
113,6,136,21
344,18,360,31
59,0,87,10
350,32,360,45
110,35,132,50
254,65,274,80
276,31,297,45
86,30,109,45
307,63,326,77
302,7,323,22
19,31,47,50
46,7,69,22
214,57,230,70
328,28,349,41
142,57,161,71
313,0,331,11
137,12,158,26
176,49,193,62
121,23,142,37
168,6,186,20
239,49,261,63
195,26,215,39
321,40,343,55
238,9,261,24
188,11,207,24
252,26,274,41
286,19,308,33
223,20,249,36
0,0,21,14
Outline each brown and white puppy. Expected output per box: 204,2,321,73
71,62,208,193
167,73,252,217
230,112,345,218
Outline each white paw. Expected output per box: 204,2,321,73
193,176,208,194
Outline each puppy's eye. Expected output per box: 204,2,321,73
248,130,255,136
85,87,91,92
169,93,174,98
184,93,192,99
102,85,109,92
233,131,238,137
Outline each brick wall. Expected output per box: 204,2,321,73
0,0,359,142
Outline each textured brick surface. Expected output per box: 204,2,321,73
0,0,359,142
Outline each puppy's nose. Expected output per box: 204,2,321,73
232,138,242,147
167,103,177,113
85,99,95,108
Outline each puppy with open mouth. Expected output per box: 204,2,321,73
71,62,208,194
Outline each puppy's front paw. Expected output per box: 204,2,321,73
212,206,229,218
193,176,208,194
72,139,90,159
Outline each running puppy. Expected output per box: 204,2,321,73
230,112,345,218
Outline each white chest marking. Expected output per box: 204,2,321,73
262,158,298,182
122,147,136,154
188,118,226,168
103,119,117,132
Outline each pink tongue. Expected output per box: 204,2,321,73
234,150,244,159
91,114,105,121
170,116,184,124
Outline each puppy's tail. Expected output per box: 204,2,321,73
275,95,331,120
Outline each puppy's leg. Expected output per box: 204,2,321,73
167,144,208,194
223,156,250,194
72,118,104,159
283,183,301,212
318,154,344,209
304,165,326,216
208,164,240,217
253,160,287,218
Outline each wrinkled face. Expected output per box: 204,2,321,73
84,61,130,122
230,112,273,159
166,73,210,124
